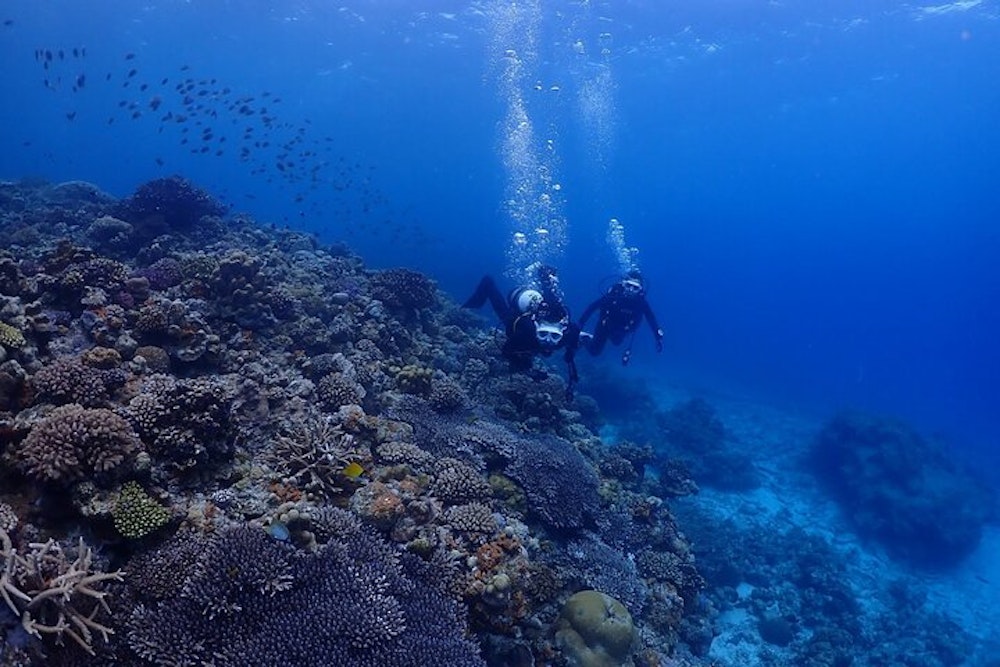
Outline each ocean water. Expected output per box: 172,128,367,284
1,2,998,662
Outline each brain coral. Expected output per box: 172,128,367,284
13,404,141,484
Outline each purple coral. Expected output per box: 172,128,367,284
136,257,183,290
123,515,485,666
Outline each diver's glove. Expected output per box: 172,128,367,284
655,329,664,353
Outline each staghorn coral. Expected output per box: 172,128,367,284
12,404,140,484
123,516,485,667
0,528,122,656
267,415,370,497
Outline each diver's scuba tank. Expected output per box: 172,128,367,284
509,288,543,315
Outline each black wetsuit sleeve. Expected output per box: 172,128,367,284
641,297,662,337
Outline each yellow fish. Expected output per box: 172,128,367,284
341,461,364,479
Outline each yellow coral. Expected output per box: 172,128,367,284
113,481,170,539
0,321,25,349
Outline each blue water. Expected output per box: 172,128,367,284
1,1,998,471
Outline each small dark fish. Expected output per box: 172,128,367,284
107,117,114,125
122,81,129,88
160,77,168,85
58,49,64,59
180,138,188,145
149,97,162,111
215,149,223,156
125,52,135,60
45,50,53,61
73,47,79,57
118,100,127,107
127,68,137,77
131,110,141,119
66,111,76,121
75,74,85,88
3,19,13,27
200,146,209,153
43,61,49,70
106,72,111,81
140,83,148,91
82,47,86,57
155,157,164,166
180,64,190,71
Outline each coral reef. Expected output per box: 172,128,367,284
809,410,995,567
0,178,708,667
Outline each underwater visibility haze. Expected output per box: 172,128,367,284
1,1,998,666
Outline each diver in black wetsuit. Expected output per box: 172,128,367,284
579,269,664,366
463,264,582,397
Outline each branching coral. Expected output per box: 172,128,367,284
0,528,122,656
268,415,370,497
123,516,485,666
369,268,437,311
12,404,140,484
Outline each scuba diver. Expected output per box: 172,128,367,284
578,269,664,366
463,264,582,398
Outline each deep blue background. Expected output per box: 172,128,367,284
1,1,997,468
